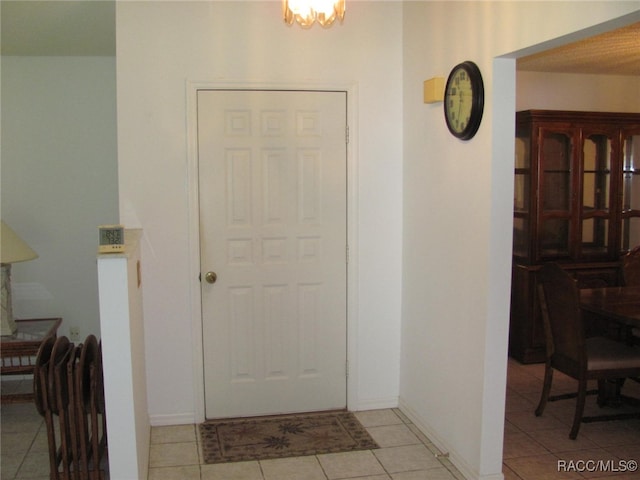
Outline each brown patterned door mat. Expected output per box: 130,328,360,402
199,410,379,464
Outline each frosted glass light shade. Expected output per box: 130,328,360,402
283,0,345,27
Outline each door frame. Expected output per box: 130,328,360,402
186,81,360,423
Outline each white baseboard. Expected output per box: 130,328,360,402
398,398,504,480
148,396,401,427
149,412,197,427
354,396,399,411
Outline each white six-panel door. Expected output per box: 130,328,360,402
197,90,347,418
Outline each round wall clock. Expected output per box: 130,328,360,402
444,61,484,140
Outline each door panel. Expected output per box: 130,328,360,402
198,90,347,418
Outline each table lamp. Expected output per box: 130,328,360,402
1,221,38,335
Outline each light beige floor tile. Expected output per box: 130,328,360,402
504,453,583,480
528,427,599,453
367,424,420,448
373,444,442,473
261,455,326,480
200,460,263,480
581,421,640,448
345,476,390,480
506,409,569,432
2,431,36,455
151,424,197,444
391,468,458,479
505,389,537,413
392,408,411,424
588,475,640,480
406,423,434,447
149,442,200,468
602,441,640,460
148,465,201,480
14,450,50,478
1,408,43,435
14,367,639,480
502,464,523,480
502,430,549,459
1,453,22,479
29,425,53,454
355,409,403,427
555,448,629,479
503,419,522,434
435,457,467,480
318,450,386,479
506,369,542,395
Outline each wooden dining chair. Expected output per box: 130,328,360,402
535,262,640,439
622,245,640,287
34,335,74,480
622,246,640,344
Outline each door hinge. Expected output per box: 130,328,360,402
346,359,349,379
346,244,350,264
346,125,350,145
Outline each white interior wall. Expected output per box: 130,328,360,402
116,1,404,424
1,56,118,340
401,3,640,480
517,71,640,112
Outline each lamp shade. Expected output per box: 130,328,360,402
1,221,38,264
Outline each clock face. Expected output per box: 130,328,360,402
444,61,484,140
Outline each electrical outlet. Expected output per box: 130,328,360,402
69,326,80,341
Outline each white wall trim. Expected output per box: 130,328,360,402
398,398,505,480
355,396,399,412
185,80,360,422
149,413,197,427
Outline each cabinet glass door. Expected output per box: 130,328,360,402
539,129,572,258
513,131,530,257
580,133,613,256
622,132,640,251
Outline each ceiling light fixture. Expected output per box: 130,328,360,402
283,0,345,28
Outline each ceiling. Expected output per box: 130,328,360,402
1,1,115,56
518,22,640,76
0,1,638,76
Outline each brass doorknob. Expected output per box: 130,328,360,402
204,271,217,284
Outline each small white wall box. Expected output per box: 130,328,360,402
423,77,445,104
98,225,125,253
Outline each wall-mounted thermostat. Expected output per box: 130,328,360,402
98,225,125,253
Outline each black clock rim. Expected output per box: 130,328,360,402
444,61,484,140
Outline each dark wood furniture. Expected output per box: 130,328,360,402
1,317,62,403
580,285,640,327
510,110,640,363
622,247,640,342
535,263,640,439
622,245,640,287
34,334,108,480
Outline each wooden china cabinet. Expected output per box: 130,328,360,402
510,110,640,363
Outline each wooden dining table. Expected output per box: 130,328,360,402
579,285,640,410
580,285,640,328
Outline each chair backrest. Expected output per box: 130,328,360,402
537,263,586,371
34,335,56,416
623,245,640,286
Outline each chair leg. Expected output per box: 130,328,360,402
570,378,587,440
535,363,553,416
